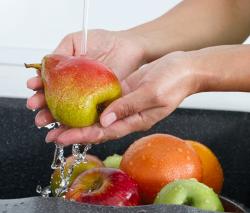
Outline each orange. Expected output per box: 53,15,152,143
186,140,224,194
120,134,202,204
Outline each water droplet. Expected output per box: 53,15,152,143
36,185,51,198
161,182,166,187
177,148,183,153
44,122,61,130
36,185,42,194
44,123,56,130
51,144,64,170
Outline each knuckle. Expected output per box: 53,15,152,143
140,82,167,106
151,86,167,106
63,33,74,42
102,128,119,143
137,112,153,131
117,102,136,118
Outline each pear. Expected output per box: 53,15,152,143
25,55,121,127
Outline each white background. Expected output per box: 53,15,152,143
0,0,250,112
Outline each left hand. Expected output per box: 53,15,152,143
46,51,200,145
26,29,146,129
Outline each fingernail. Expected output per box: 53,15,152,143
102,112,117,127
45,135,52,143
26,101,35,111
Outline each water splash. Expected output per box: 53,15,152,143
44,123,56,130
51,144,64,170
50,143,92,197
36,185,51,198
44,122,61,130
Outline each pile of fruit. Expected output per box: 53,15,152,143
51,134,224,212
26,55,224,211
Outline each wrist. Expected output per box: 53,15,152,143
116,29,148,66
188,48,222,93
120,28,152,64
164,51,209,97
169,51,205,96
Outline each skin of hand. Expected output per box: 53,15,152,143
45,45,250,146
45,51,199,145
27,0,250,145
131,0,250,61
26,29,146,129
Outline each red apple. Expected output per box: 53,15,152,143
65,168,141,206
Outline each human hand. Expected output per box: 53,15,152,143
26,29,146,130
46,51,201,145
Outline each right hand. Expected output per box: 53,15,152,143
26,29,146,131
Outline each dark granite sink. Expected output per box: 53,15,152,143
0,97,249,212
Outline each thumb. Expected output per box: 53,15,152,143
100,82,156,128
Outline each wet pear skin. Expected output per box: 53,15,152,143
41,55,121,127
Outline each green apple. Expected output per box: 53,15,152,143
50,154,103,196
103,154,122,169
154,179,224,212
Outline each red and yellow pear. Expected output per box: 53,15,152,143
25,55,121,127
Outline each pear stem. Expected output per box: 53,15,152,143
24,63,42,70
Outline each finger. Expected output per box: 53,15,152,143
100,68,158,127
45,126,69,143
101,106,170,141
56,107,171,146
35,108,55,127
53,34,74,56
56,124,104,146
100,84,160,128
26,92,46,110
27,76,43,90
